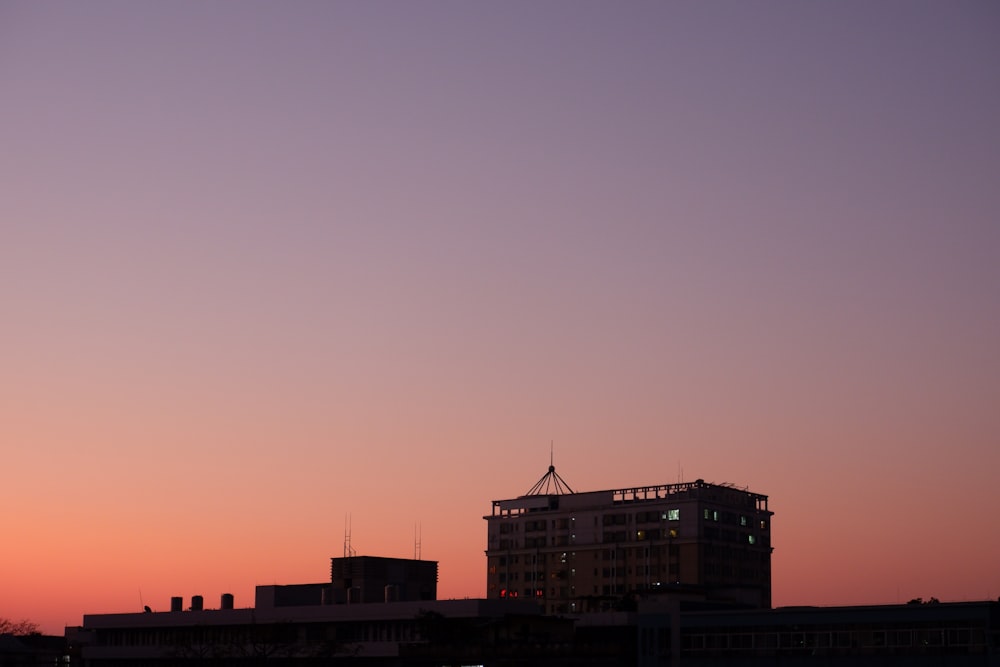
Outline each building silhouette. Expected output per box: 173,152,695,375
331,556,437,604
63,467,1000,665
485,465,773,613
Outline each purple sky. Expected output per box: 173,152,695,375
2,1,999,633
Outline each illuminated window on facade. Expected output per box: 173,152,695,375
668,509,680,521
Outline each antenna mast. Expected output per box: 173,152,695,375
343,514,356,558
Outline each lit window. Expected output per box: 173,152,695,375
748,535,756,545
668,509,680,521
740,516,747,527
637,530,646,540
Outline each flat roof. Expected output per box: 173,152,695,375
489,479,769,515
81,598,542,629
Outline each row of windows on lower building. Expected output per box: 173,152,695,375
493,544,766,571
494,563,684,583
95,622,421,648
497,583,672,599
494,548,678,568
680,627,989,654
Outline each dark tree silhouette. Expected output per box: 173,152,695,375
0,618,40,636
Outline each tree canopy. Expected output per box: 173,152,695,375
0,618,40,635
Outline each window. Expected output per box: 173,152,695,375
740,515,747,527
748,535,756,545
668,509,680,521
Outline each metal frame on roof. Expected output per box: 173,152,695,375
524,450,575,496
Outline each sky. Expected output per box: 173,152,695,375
1,1,998,634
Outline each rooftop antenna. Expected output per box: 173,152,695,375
414,522,422,561
524,441,575,495
343,514,356,558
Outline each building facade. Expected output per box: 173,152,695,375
485,468,773,614
331,556,438,604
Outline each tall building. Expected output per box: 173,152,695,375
484,465,773,614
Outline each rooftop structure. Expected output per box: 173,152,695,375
485,466,773,613
331,556,437,604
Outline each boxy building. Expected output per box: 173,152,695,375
485,465,773,614
331,556,437,604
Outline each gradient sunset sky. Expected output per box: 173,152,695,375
2,2,999,634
